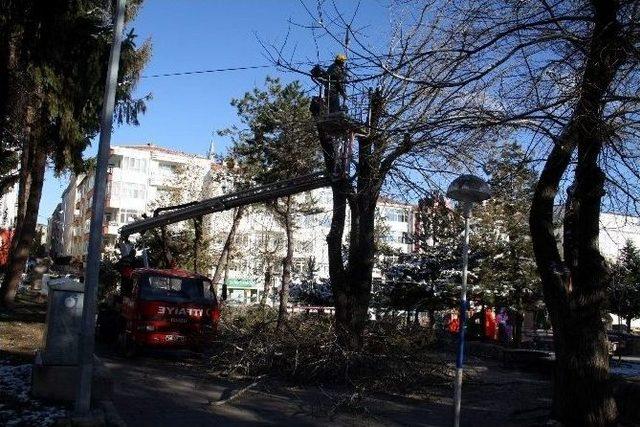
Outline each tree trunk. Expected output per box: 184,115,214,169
193,216,202,273
331,195,377,350
212,206,245,293
427,309,436,330
529,2,623,424
277,202,294,331
222,262,230,301
626,317,632,334
0,148,46,307
260,263,272,306
513,311,524,349
314,86,384,351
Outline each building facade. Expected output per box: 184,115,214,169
46,203,64,258
49,143,424,304
0,181,18,229
204,184,417,304
598,212,640,261
59,144,218,261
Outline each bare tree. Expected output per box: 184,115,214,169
264,1,496,349
268,0,639,422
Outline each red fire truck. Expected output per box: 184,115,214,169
98,267,220,355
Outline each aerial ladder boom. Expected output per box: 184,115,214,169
119,171,332,239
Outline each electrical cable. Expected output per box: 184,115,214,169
138,60,375,80
139,60,332,79
141,64,273,79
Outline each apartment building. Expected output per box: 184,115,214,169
203,181,417,304
60,143,217,260
46,203,64,257
0,181,18,229
598,212,640,261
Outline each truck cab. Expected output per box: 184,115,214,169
114,268,220,355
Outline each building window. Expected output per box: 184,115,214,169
296,241,313,253
119,209,140,224
385,208,409,223
122,157,147,173
111,182,146,200
158,163,176,175
383,231,408,244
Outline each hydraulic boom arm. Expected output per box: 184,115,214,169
119,171,332,239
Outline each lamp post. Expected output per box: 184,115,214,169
446,174,491,427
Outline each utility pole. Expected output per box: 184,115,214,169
75,0,126,415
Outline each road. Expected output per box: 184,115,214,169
98,348,553,427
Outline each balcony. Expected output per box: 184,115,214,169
103,221,120,237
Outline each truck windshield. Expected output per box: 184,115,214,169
139,275,215,303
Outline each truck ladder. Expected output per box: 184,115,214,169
120,171,332,238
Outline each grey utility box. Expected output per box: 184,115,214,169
40,279,84,365
32,278,113,403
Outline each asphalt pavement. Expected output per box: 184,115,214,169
98,347,553,427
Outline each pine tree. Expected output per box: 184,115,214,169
608,240,640,333
225,77,321,329
377,193,463,325
0,1,151,307
473,143,541,346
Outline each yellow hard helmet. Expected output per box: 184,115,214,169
335,54,347,63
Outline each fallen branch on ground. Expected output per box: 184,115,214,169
208,374,267,406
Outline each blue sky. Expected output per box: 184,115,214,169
38,0,391,223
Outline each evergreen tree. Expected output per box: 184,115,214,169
608,240,640,333
290,257,333,306
0,1,151,307
224,77,321,329
377,193,463,325
473,143,541,346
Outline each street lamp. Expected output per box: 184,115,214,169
446,174,491,427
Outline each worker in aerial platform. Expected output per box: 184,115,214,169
310,54,348,114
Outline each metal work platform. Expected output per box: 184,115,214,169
316,111,368,136
120,171,332,238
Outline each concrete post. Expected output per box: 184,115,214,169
75,0,127,414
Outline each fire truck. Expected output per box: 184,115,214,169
99,172,332,355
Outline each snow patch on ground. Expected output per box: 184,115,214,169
0,364,67,426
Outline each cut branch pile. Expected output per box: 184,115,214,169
207,306,452,394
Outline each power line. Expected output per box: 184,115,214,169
138,59,379,80
141,64,274,79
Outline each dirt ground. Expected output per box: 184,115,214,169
0,291,46,363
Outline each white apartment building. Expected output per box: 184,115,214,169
598,212,640,261
598,212,640,330
61,143,217,260
0,181,18,229
205,186,336,304
201,177,417,304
